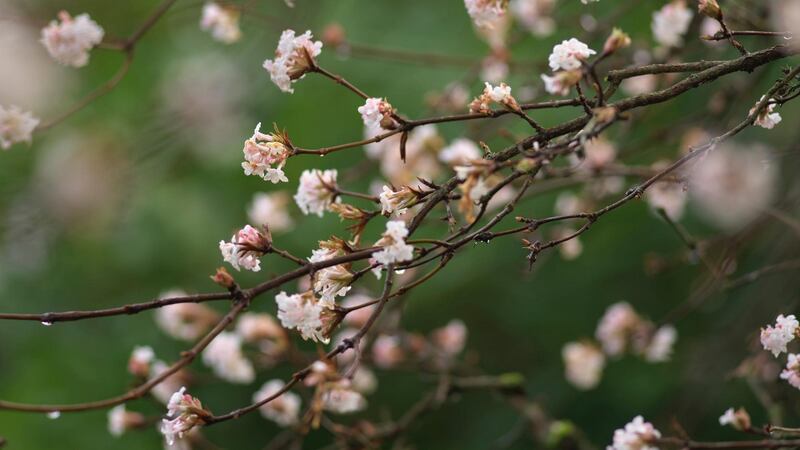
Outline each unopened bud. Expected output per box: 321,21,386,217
603,28,631,54
698,0,722,20
322,22,346,48
211,267,236,289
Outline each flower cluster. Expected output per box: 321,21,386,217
464,0,508,29
241,123,291,183
219,224,271,272
379,185,419,216
510,0,555,37
562,341,606,390
40,11,104,67
294,169,339,217
275,291,341,343
607,416,661,450
358,98,396,130
652,0,693,48
320,380,367,414
562,302,677,389
0,105,39,150
718,407,751,431
750,96,782,130
760,314,798,357
160,387,209,446
372,220,415,267
200,2,242,44
469,82,519,114
263,29,323,93
542,38,595,96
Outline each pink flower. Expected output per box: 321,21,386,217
263,29,322,93
548,38,595,71
40,11,104,67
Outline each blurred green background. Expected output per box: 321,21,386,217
1,0,799,448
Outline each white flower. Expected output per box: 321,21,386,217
431,319,468,356
643,325,677,362
128,345,155,377
562,341,605,390
470,82,519,114
358,98,394,129
608,416,661,450
439,138,481,166
321,381,366,414
652,1,693,48
761,314,799,357
313,264,353,307
510,0,555,37
548,38,596,71
40,11,104,67
202,332,255,384
595,302,640,357
241,122,290,183
200,2,241,44
155,290,220,342
219,224,269,272
0,105,39,150
780,353,800,389
464,0,507,29
253,380,301,426
751,96,782,129
485,82,513,103
108,405,143,437
294,169,338,217
719,407,751,430
263,29,323,93
275,291,334,343
248,192,293,232
160,387,206,446
372,220,415,266
379,185,418,216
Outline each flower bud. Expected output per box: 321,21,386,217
322,22,346,48
698,0,722,20
603,28,631,55
210,267,236,289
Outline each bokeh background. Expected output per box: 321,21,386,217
1,0,799,449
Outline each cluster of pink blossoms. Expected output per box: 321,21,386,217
160,387,208,445
0,105,39,150
263,29,322,93
760,314,800,389
199,2,241,44
541,38,595,96
219,224,271,272
40,11,104,67
241,123,291,183
607,416,661,450
562,302,677,390
469,82,519,114
463,0,507,29
358,98,396,130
